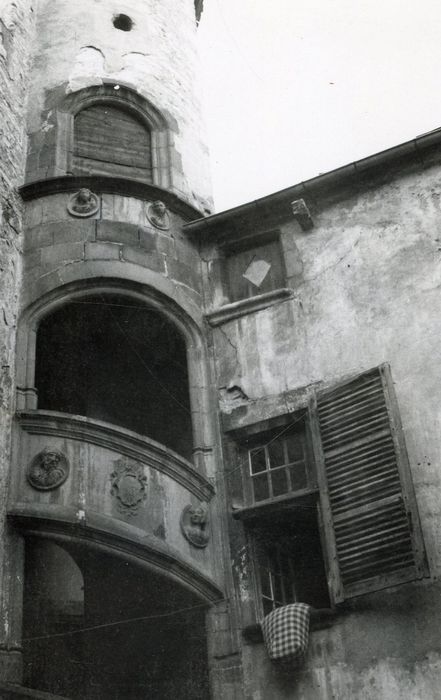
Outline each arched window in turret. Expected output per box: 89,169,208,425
34,294,193,460
73,103,153,181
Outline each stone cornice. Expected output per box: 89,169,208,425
19,176,202,221
17,410,215,502
205,288,294,326
8,505,223,603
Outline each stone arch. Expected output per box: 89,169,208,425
16,276,213,458
46,83,172,188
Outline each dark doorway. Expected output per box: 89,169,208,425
35,294,193,460
22,539,210,699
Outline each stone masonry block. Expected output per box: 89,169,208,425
138,226,158,254
24,201,43,229
121,246,164,273
167,257,202,293
53,220,96,245
97,221,140,247
23,225,53,251
155,232,176,257
174,240,199,268
24,250,42,270
25,220,96,250
41,194,71,223
85,241,121,260
41,242,85,265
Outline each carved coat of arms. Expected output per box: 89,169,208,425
110,457,147,515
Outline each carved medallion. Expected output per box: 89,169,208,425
27,448,69,491
110,457,147,515
67,188,100,218
147,200,170,230
180,502,210,548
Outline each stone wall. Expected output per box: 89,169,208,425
21,189,204,321
0,0,34,681
25,0,212,213
201,156,441,699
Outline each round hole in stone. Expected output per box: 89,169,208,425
113,14,133,31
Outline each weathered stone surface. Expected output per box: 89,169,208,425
200,158,441,700
97,220,139,246
25,0,213,213
0,0,34,678
85,241,121,260
40,241,84,265
121,245,164,272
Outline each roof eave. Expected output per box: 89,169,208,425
184,127,441,235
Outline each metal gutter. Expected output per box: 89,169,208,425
184,127,441,234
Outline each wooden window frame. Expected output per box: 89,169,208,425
234,363,430,613
240,414,317,509
72,102,153,182
53,84,172,189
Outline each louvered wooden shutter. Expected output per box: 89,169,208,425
310,364,428,603
73,104,152,181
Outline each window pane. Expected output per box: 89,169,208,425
273,574,284,605
252,474,270,502
271,468,288,497
259,566,272,598
263,597,274,616
289,464,308,491
268,439,285,467
283,575,295,604
286,434,305,462
250,448,267,474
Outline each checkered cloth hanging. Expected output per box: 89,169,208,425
261,603,311,666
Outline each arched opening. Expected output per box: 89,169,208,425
73,103,152,181
34,294,193,460
22,539,210,699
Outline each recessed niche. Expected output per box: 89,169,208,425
113,14,133,31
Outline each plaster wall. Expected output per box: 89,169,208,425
204,162,441,698
0,0,34,680
27,0,212,212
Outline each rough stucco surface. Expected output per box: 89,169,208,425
205,161,441,698
0,0,33,672
26,0,212,213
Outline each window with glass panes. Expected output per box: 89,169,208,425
248,429,309,503
258,545,296,615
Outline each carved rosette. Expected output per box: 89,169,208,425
27,448,69,491
67,188,100,218
110,457,147,516
180,502,210,548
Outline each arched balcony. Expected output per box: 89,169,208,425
10,280,219,606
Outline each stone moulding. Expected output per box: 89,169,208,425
19,175,202,221
206,288,294,327
17,410,215,502
7,505,222,603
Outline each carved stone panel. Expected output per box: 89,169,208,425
27,448,69,491
110,457,147,516
147,200,170,230
180,502,210,548
67,188,100,217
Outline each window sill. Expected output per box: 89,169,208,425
232,488,318,521
206,288,294,327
